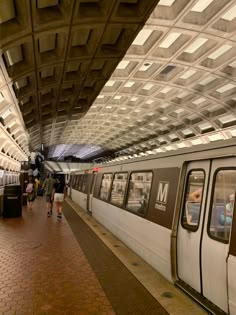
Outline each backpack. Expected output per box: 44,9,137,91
26,183,33,193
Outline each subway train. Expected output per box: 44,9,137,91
70,140,236,315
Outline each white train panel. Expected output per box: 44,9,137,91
92,198,172,282
228,255,236,315
71,190,87,212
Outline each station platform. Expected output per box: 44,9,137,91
0,196,209,315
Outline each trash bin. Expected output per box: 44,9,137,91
3,185,22,218
22,193,28,206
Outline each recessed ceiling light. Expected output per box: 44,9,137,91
191,0,214,12
132,29,153,46
222,4,236,21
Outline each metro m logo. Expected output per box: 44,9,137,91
157,181,169,204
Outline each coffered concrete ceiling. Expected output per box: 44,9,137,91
0,0,159,162
1,0,236,163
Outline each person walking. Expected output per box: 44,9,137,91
43,173,56,217
26,176,36,210
52,176,66,220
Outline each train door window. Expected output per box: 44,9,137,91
182,170,205,230
82,175,87,193
74,176,77,189
78,175,84,191
110,173,128,206
74,175,79,190
125,171,152,215
208,169,236,242
72,176,76,189
99,173,113,201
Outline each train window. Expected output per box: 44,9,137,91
82,175,88,193
99,173,113,201
125,171,152,215
75,175,79,190
78,175,84,191
208,169,236,243
72,176,76,189
110,173,128,206
182,170,204,231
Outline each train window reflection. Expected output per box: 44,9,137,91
209,169,236,242
99,173,113,201
110,173,128,206
76,175,80,190
126,171,152,215
72,176,76,189
82,175,87,192
78,175,84,191
182,170,205,230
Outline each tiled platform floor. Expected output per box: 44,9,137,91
0,197,115,315
62,202,168,315
0,196,209,315
65,199,209,315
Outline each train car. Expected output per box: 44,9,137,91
70,141,236,315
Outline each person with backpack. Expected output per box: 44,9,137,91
26,177,36,210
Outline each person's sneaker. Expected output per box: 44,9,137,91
47,210,52,217
57,213,62,219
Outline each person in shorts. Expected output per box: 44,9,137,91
43,173,56,217
52,176,66,220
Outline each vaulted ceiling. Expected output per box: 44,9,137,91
1,0,236,165
0,0,159,163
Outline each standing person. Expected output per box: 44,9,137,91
43,173,56,217
138,192,147,214
52,176,66,220
219,193,234,225
225,194,234,217
26,176,36,210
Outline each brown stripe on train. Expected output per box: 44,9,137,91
146,168,180,230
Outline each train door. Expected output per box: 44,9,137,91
177,161,210,293
201,158,235,312
87,173,96,214
177,158,235,313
